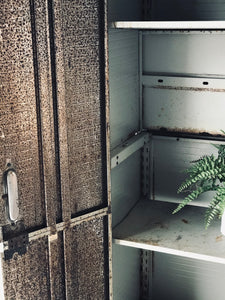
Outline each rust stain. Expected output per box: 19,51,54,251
216,235,224,242
149,126,225,137
128,237,160,246
152,85,225,93
176,235,182,241
182,219,188,224
153,222,168,229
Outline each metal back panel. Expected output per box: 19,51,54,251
143,33,225,76
142,32,225,135
152,253,225,300
108,0,142,21
150,136,221,207
151,0,225,21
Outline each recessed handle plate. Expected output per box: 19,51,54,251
7,170,19,222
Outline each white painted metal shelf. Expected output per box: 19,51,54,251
111,132,149,169
113,200,225,264
110,21,225,30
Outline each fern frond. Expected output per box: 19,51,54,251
173,186,207,214
178,167,221,193
175,138,225,228
184,155,216,178
205,185,225,228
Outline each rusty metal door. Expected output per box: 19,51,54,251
0,1,111,299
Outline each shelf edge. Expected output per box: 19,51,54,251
110,21,225,30
113,238,225,264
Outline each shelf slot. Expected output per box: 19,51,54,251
111,132,150,169
113,200,225,264
142,75,225,91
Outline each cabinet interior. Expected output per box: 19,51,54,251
108,1,225,299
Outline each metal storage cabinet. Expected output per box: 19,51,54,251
0,1,111,299
108,1,225,300
2,1,225,299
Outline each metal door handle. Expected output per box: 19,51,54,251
5,170,19,223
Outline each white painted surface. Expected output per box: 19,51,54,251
113,200,225,264
111,21,225,29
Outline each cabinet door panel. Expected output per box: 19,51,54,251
0,1,110,299
64,216,109,300
0,0,48,230
1,237,51,300
53,0,107,217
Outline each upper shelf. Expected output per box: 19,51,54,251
110,21,225,30
113,200,225,264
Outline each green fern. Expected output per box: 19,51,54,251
173,139,225,228
205,185,225,228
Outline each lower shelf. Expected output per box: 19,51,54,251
113,200,225,264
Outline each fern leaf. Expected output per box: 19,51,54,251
173,186,206,214
178,166,222,194
205,185,225,228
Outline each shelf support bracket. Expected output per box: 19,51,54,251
111,132,150,169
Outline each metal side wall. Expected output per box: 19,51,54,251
108,16,142,299
108,29,140,150
112,244,141,300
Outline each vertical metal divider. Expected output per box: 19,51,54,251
140,250,152,300
140,20,153,296
139,31,143,131
142,141,151,198
140,139,152,299
104,0,113,298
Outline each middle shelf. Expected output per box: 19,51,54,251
113,199,225,264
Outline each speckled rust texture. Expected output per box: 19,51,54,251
0,1,45,228
64,217,108,299
2,237,51,299
54,0,105,215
